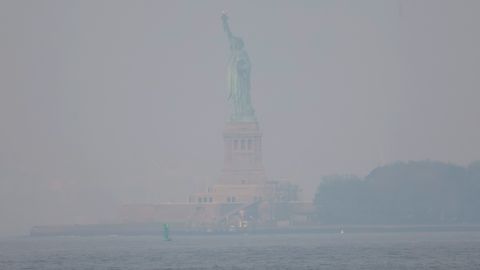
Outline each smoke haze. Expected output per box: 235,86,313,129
1,0,480,235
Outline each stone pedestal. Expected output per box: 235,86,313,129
219,121,266,185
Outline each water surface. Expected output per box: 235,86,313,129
1,232,479,269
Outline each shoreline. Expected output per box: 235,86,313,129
29,223,480,237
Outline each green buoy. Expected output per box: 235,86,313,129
163,223,171,241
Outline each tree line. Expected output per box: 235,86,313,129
314,161,480,224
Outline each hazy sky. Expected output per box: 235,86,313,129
1,0,480,235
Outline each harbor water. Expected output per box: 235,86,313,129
1,231,480,269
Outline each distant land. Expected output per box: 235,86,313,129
314,160,480,225
30,160,480,237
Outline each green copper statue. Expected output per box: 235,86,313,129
222,13,256,122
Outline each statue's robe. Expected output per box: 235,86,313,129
227,49,255,121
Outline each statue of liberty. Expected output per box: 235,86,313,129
222,13,256,122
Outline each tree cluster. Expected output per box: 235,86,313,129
314,161,480,224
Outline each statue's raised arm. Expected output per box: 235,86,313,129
221,12,234,44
